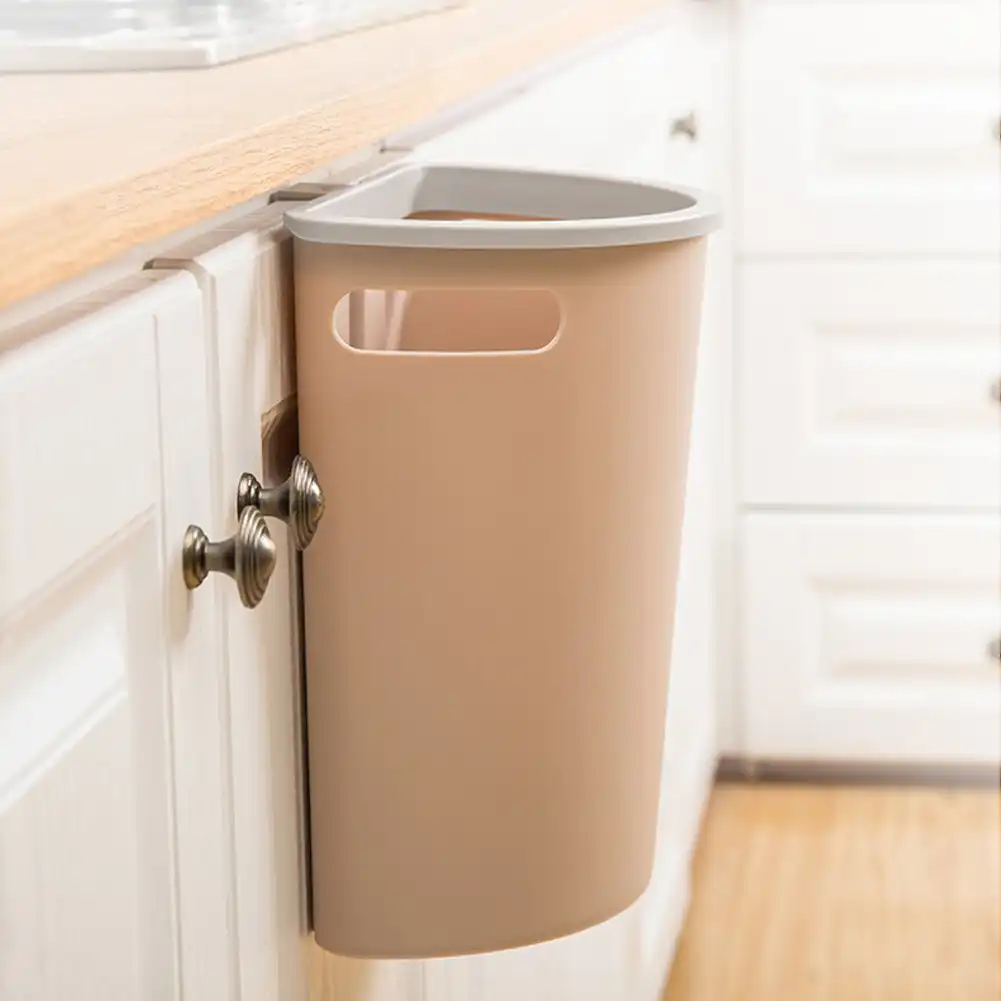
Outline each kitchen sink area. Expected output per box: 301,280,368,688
0,0,461,70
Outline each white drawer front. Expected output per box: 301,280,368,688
588,18,710,189
413,79,598,174
739,261,1001,508
741,513,1001,765
738,0,1001,254
416,21,691,177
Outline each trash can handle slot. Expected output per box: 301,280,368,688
331,287,564,355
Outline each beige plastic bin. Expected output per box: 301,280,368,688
285,164,720,960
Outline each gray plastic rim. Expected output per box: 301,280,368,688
284,163,721,250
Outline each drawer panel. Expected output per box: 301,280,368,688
739,260,1001,508
416,20,693,177
741,512,1001,765
737,0,1001,254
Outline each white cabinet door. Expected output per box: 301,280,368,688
424,909,640,1001
741,512,1001,765
151,207,423,1001
738,260,1001,509
737,0,1001,254
0,273,233,1001
154,209,308,1001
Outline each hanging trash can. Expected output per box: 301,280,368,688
285,164,720,960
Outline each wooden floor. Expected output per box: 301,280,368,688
662,782,1001,1001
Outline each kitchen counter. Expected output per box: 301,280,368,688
0,0,668,309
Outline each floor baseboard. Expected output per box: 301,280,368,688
716,756,1000,789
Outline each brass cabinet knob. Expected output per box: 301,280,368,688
237,454,326,551
182,506,277,609
669,110,699,142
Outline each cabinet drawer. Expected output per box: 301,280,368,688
737,0,1001,254
416,21,690,177
741,513,1001,765
739,261,1001,509
587,25,710,188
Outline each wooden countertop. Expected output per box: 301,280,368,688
0,0,669,308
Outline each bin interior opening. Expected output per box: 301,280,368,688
343,166,697,222
333,288,562,353
284,164,715,250
406,211,554,223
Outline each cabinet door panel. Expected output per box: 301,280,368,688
739,260,1001,508
424,909,639,1001
0,274,232,1001
155,212,308,1001
738,0,1001,254
741,513,1001,764
1,531,172,1001
155,206,423,1001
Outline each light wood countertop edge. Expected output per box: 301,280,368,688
0,0,670,309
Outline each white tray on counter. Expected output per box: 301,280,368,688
0,0,462,72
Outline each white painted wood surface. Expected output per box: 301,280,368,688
415,24,678,175
151,210,310,1001
152,206,426,1001
736,0,1001,254
423,908,641,1001
733,0,1001,766
738,260,1001,509
741,512,1001,765
0,273,235,1001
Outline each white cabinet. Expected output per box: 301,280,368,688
150,207,423,1001
414,17,691,179
733,0,1001,765
152,210,309,1001
424,910,640,1001
737,0,1001,254
0,273,234,1001
739,260,1001,509
587,6,723,190
413,29,655,171
741,513,1001,765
